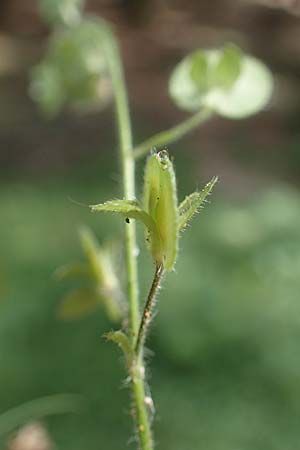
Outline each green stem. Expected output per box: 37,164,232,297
102,25,139,342
135,264,164,358
133,108,212,159
102,22,153,450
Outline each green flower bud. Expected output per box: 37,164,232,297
143,150,178,271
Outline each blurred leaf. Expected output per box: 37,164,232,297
190,45,242,94
178,176,218,230
214,44,242,88
39,0,84,26
79,227,105,283
190,51,209,92
57,288,99,319
55,227,124,323
206,56,273,119
0,394,85,437
169,44,273,119
100,292,123,323
30,18,111,116
90,199,157,232
54,263,90,280
30,63,65,117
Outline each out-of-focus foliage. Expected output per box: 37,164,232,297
169,44,273,118
30,18,112,117
1,167,300,449
39,0,84,26
0,394,85,438
56,227,123,322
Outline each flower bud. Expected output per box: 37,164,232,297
143,150,178,271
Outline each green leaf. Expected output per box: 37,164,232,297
190,51,209,92
97,284,123,323
190,45,242,93
105,330,132,358
30,63,65,118
206,55,273,118
39,0,84,26
214,44,242,88
54,263,90,280
169,44,273,119
57,288,99,319
90,199,157,232
79,227,105,283
0,394,86,438
179,176,218,230
79,227,124,322
143,151,178,271
30,18,111,116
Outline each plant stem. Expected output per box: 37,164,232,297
102,23,153,450
103,25,139,343
133,108,212,159
135,264,164,358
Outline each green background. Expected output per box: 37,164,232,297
1,153,300,449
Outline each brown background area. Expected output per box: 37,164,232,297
0,0,299,193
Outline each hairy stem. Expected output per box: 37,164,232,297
136,264,164,357
133,108,212,159
102,22,153,450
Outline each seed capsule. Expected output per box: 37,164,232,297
143,150,178,271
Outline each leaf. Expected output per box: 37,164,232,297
79,227,124,322
178,176,218,230
79,227,105,283
143,150,178,271
57,288,99,320
190,45,242,93
169,44,273,119
214,44,242,88
105,330,132,358
54,263,90,280
30,18,111,116
90,199,157,232
190,51,209,92
30,63,65,118
39,0,84,26
0,394,86,438
169,53,206,113
205,56,273,119
98,287,123,323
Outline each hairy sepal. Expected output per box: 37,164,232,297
179,176,218,230
143,151,178,271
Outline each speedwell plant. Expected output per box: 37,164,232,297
31,1,274,449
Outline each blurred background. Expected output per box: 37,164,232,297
1,1,300,449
